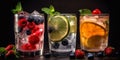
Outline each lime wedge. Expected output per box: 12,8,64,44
48,15,69,42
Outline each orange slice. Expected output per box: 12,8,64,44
80,22,106,39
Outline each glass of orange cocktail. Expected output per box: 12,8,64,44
80,14,109,52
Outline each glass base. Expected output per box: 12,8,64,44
17,50,41,57
51,50,72,57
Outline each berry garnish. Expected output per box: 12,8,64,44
32,26,40,33
27,15,34,22
34,17,44,25
5,44,14,51
26,29,32,35
87,53,94,59
28,34,40,45
61,39,68,46
92,8,101,14
96,51,104,57
75,49,85,58
52,42,60,49
21,43,36,50
69,52,75,59
27,22,36,30
18,18,27,28
44,52,51,58
104,46,114,56
5,50,14,57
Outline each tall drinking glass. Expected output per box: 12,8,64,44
48,14,77,56
80,14,109,53
14,11,45,57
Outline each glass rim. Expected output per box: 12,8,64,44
80,13,109,16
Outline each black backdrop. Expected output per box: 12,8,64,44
0,0,120,51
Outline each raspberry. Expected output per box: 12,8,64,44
5,44,14,51
5,50,14,57
18,18,27,28
75,49,85,58
27,22,36,30
21,43,36,50
28,34,40,45
32,26,40,33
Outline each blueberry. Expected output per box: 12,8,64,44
52,42,59,49
96,52,104,57
27,15,34,22
48,26,54,33
87,53,94,59
26,30,31,35
44,52,51,58
62,39,68,46
69,52,75,59
34,17,44,25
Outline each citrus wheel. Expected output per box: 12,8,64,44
48,15,69,42
80,22,106,39
85,35,104,48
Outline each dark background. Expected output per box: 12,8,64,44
0,0,120,51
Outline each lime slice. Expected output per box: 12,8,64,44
48,15,69,42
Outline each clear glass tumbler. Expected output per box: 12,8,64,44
80,14,109,52
14,10,45,57
48,13,77,56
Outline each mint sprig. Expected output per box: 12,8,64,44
12,2,23,14
79,9,92,15
41,5,60,16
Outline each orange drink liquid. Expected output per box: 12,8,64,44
80,14,109,52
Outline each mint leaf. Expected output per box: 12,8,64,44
0,47,6,53
79,9,91,15
41,8,51,14
12,2,23,14
49,5,55,13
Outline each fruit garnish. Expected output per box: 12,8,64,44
79,9,92,15
92,8,101,14
21,43,36,50
86,35,104,49
41,5,60,16
104,46,114,56
18,18,27,28
75,49,85,58
28,34,40,45
48,15,69,42
5,44,14,51
87,53,94,59
52,42,60,49
12,2,23,14
0,44,20,59
61,39,68,46
80,22,105,38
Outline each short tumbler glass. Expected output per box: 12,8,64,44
48,13,77,56
14,11,45,57
79,14,109,52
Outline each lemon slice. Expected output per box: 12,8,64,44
80,22,106,39
48,15,69,42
